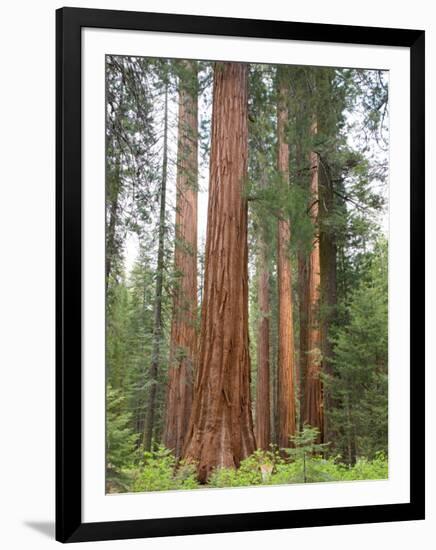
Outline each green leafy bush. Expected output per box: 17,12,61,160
106,385,139,492
207,428,387,489
114,443,387,493
131,446,199,492
208,449,281,488
340,452,388,481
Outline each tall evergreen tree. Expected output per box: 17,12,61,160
327,240,388,462
276,67,297,449
247,65,275,450
143,78,169,451
304,117,324,440
255,236,271,450
163,61,199,459
183,62,256,481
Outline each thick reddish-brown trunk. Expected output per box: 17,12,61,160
183,63,256,481
255,240,270,450
304,120,324,441
163,62,198,459
315,69,338,442
296,141,309,429
276,72,296,449
270,274,279,445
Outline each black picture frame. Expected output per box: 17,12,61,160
56,6,425,543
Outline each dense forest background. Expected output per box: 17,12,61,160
105,57,389,493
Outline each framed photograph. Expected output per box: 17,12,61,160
56,7,425,543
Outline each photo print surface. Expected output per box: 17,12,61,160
105,57,389,494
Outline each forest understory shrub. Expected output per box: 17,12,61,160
114,446,388,493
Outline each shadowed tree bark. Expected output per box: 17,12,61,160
276,69,297,449
298,248,309,428
106,156,121,293
295,139,309,429
319,157,337,443
163,61,198,459
106,68,125,294
183,62,256,481
316,69,338,443
255,237,271,450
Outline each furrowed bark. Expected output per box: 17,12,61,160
304,119,324,442
183,62,256,481
255,238,271,450
276,70,297,449
296,140,309,429
270,272,279,446
163,62,198,459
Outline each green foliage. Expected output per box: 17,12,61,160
270,454,387,485
271,457,342,485
106,280,131,390
206,425,387,489
208,448,282,488
131,446,199,492
282,426,330,483
205,447,387,489
326,239,388,462
207,433,387,489
341,452,388,481
288,425,328,455
106,385,139,492
106,439,387,493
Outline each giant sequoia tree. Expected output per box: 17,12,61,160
248,65,274,451
163,61,199,459
276,67,297,449
303,118,323,439
183,62,256,481
255,235,271,450
317,70,339,442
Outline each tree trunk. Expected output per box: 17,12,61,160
106,76,125,295
183,62,256,481
163,62,198,459
270,269,279,445
319,158,337,443
276,70,296,449
143,83,169,451
298,250,309,429
105,156,120,294
304,119,324,441
106,66,127,295
296,140,309,430
255,239,270,450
